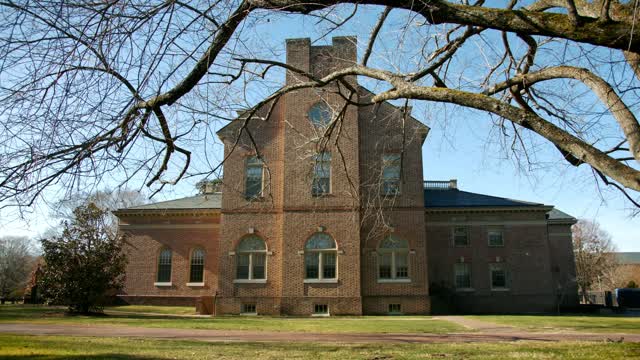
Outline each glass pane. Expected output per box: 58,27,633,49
245,178,262,198
252,253,266,279
157,264,171,283
454,263,471,288
237,236,266,251
383,180,400,195
489,231,503,246
395,252,409,278
454,227,469,246
190,264,204,283
491,267,506,288
323,252,336,279
379,253,392,279
159,249,172,265
157,249,172,282
305,253,319,279
305,233,336,250
380,236,409,249
308,102,332,127
312,178,330,195
191,249,205,265
236,254,250,279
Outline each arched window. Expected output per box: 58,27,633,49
308,102,332,127
236,236,266,280
378,236,409,281
157,248,172,283
189,248,205,283
305,233,337,280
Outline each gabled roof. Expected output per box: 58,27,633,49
424,188,545,208
216,85,430,142
115,193,221,212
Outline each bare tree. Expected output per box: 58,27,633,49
0,1,638,210
53,189,147,234
572,219,616,302
0,236,36,302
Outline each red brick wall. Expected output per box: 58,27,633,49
426,210,568,313
117,211,220,306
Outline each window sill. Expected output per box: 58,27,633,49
377,278,411,283
491,288,510,292
455,288,475,292
304,279,338,284
488,245,505,248
154,282,172,287
312,193,333,197
311,313,330,317
233,279,267,284
186,282,205,287
240,312,258,316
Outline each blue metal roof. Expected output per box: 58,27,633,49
424,189,545,208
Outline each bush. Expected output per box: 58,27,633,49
40,203,127,314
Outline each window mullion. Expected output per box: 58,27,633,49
391,251,396,280
248,253,253,280
319,252,323,280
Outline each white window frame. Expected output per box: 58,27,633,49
241,303,257,315
155,248,172,286
381,154,401,195
304,233,338,283
244,156,264,199
312,304,330,316
312,152,332,196
454,262,473,291
490,263,509,291
488,228,504,247
234,236,267,284
377,251,410,283
187,248,205,286
453,226,470,247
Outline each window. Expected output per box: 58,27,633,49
378,236,410,281
313,304,329,315
454,263,471,289
245,156,263,199
189,248,205,283
156,248,172,283
304,233,337,281
236,236,267,281
453,226,469,247
312,152,331,196
388,304,402,314
382,154,401,195
488,229,504,247
241,303,257,314
490,263,508,290
308,102,332,127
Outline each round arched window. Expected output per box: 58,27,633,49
308,102,332,127
305,233,337,280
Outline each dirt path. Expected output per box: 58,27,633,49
434,316,517,332
0,322,637,344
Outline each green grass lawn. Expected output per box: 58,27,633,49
468,314,640,334
105,304,196,315
1,334,638,359
0,305,465,334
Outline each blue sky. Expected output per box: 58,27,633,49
0,4,638,251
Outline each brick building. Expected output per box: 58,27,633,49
114,36,578,315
